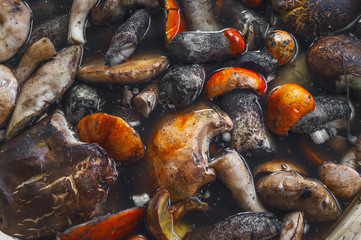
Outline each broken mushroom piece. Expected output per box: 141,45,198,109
318,162,361,200
256,171,341,222
105,9,150,67
146,102,233,202
15,38,57,85
0,0,31,62
0,65,18,128
57,207,145,240
6,45,83,140
146,189,191,240
166,29,246,64
185,212,281,240
265,30,297,65
163,0,186,43
68,0,98,45
0,111,117,239
266,84,315,136
77,113,145,165
77,54,169,85
159,64,205,108
280,211,305,240
209,149,266,212
133,82,159,117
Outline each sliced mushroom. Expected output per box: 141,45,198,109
68,0,98,45
146,102,233,202
209,149,266,212
133,82,159,117
105,9,150,67
77,54,169,85
185,212,281,240
0,111,117,239
280,211,304,240
318,162,361,199
0,0,31,62
6,45,83,140
0,65,18,128
15,38,57,85
256,171,341,222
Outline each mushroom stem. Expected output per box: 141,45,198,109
133,82,159,117
68,0,98,45
210,149,266,212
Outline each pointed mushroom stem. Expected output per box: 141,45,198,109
133,82,159,117
15,38,56,85
68,0,98,45
210,149,266,212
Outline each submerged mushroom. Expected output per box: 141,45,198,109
133,82,159,117
265,30,297,65
280,211,305,240
209,149,266,212
163,0,186,43
0,65,18,128
256,171,341,222
146,101,233,202
0,0,31,62
0,111,117,239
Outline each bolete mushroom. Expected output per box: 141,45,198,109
146,101,233,202
265,30,297,65
0,111,117,239
163,0,186,43
0,65,18,128
280,211,304,240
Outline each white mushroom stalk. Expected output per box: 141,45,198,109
210,148,266,212
0,0,31,62
68,0,98,45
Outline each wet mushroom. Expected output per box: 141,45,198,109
253,159,307,177
163,0,186,43
265,30,297,65
256,171,341,222
280,211,305,240
205,68,276,156
68,0,98,45
6,45,83,140
0,111,117,239
0,65,18,128
133,82,159,117
77,53,169,85
209,148,266,212
146,102,233,202
0,0,31,62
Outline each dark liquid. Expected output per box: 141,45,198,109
14,0,361,239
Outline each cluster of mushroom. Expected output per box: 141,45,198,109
0,0,360,239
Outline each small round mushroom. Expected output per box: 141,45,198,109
0,0,31,62
266,84,315,136
0,65,18,128
265,30,297,65
133,82,159,117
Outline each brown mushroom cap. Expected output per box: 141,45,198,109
0,65,18,127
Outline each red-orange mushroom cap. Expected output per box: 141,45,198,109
266,84,315,136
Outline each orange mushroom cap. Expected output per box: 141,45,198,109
265,30,297,65
77,113,145,165
222,29,246,57
205,67,267,100
266,84,315,136
164,0,186,43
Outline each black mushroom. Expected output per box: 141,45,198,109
0,111,117,239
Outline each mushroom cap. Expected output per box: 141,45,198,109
266,83,315,136
164,0,186,43
205,67,267,100
265,30,297,65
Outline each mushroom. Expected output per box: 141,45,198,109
77,53,169,85
0,65,18,128
133,82,159,117
15,38,56,85
0,111,117,239
182,0,221,31
0,0,31,62
205,68,276,156
185,212,281,240
242,0,264,7
256,171,341,222
265,30,297,65
163,0,186,43
318,162,361,199
68,0,98,44
57,207,145,240
307,35,361,92
145,101,233,202
6,45,83,139
266,84,315,136
209,148,266,212
105,9,150,67
159,64,205,108
77,113,145,166
253,159,307,177
280,211,305,240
